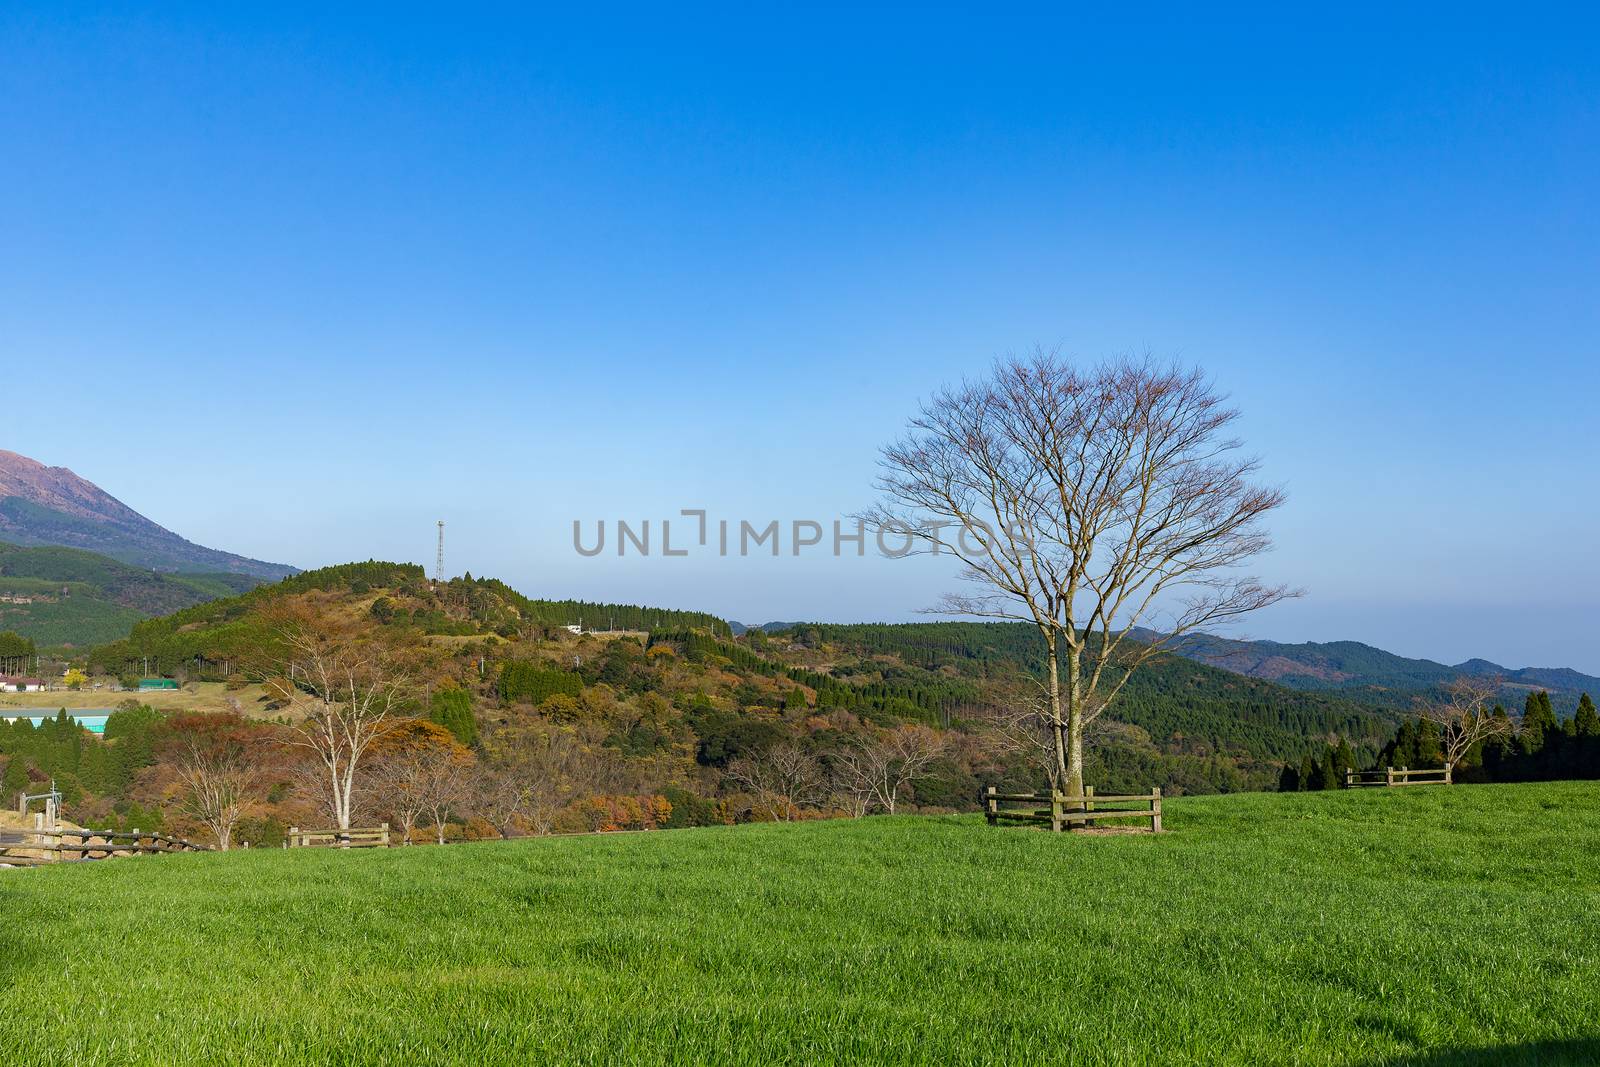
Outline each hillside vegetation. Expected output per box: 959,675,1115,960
0,542,262,647
10,561,1413,841
1,783,1596,1066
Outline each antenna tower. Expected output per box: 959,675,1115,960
435,520,445,583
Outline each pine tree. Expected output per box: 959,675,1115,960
1298,754,1318,792
1278,763,1300,792
1415,717,1444,768
1,755,29,801
1391,720,1420,769
1520,691,1557,756
1575,694,1599,738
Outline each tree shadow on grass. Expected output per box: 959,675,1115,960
1367,1038,1600,1066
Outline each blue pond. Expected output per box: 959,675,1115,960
2,711,111,734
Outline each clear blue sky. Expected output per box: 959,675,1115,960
3,6,1596,670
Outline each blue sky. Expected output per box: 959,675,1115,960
3,6,1597,670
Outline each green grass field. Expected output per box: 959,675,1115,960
2,783,1597,1065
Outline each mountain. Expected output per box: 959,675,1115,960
1162,633,1600,712
0,542,265,647
0,450,296,579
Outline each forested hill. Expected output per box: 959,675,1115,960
87,562,732,677
775,622,1397,776
0,542,263,647
76,563,1397,801
1159,632,1600,712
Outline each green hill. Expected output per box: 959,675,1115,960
74,566,1396,803
0,542,265,647
2,783,1595,1065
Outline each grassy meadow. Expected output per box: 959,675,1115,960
2,783,1597,1066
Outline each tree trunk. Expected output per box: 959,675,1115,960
1044,631,1068,789
1064,643,1085,799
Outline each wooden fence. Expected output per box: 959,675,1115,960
0,827,210,867
286,824,391,849
1345,765,1451,788
984,786,1162,833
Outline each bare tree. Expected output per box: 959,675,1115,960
828,748,877,817
364,720,474,844
272,613,411,832
726,743,824,821
1420,675,1512,780
869,351,1294,795
421,757,478,844
164,715,271,851
829,726,948,815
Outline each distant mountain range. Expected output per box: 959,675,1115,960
1161,632,1600,711
0,543,265,647
0,450,295,579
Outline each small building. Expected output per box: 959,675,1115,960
0,676,46,692
137,678,180,691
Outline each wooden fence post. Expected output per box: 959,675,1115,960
1445,764,1453,785
380,822,390,848
1049,790,1063,833
1385,766,1394,787
1084,785,1096,830
984,786,997,827
288,826,299,848
1151,788,1163,833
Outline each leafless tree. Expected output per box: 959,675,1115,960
272,616,411,832
869,351,1295,795
364,723,475,844
975,687,1062,793
421,757,478,844
1420,675,1512,779
169,727,269,851
828,750,877,817
829,725,948,815
726,743,824,821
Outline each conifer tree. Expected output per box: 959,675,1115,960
1278,763,1300,792
1575,694,1599,738
1298,754,1318,792
1520,691,1557,756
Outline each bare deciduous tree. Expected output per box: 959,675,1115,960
869,351,1295,795
165,716,272,851
829,725,948,815
1420,675,1512,779
726,743,824,821
975,689,1062,793
271,611,411,832
422,758,478,844
364,720,474,844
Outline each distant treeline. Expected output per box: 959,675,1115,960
1280,692,1600,790
782,622,1394,762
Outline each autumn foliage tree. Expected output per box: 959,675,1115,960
364,719,475,843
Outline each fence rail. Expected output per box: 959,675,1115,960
983,786,1162,833
1345,765,1452,788
0,827,210,866
286,824,391,849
